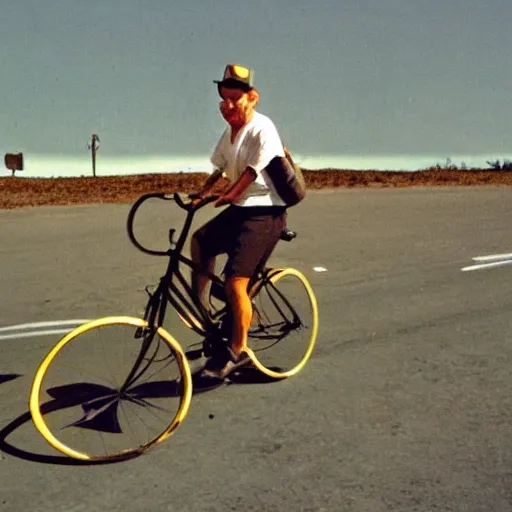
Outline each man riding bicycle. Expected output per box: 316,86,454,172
191,64,288,378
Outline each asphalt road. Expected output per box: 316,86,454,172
1,187,511,512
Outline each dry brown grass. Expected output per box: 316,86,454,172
1,169,512,210
304,169,512,189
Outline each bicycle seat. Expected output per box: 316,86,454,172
280,228,297,242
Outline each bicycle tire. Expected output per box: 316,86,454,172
29,316,192,462
247,268,318,379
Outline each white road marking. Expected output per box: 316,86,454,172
472,252,512,263
313,266,328,272
0,319,90,333
0,319,90,341
462,259,512,272
0,329,83,341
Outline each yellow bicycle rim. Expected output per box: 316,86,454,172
29,316,192,462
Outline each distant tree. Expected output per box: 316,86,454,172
486,159,512,170
432,157,458,171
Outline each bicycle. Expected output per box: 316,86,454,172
29,193,319,462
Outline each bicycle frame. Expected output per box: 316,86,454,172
127,193,228,340
126,193,303,363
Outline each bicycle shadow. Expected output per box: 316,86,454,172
0,367,283,466
0,405,135,467
0,374,22,386
227,367,284,385
0,380,184,466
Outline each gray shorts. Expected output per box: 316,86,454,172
193,205,287,278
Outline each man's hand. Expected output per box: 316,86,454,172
188,192,222,208
188,168,224,207
188,192,208,207
213,167,255,207
214,194,233,208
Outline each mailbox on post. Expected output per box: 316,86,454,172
4,153,24,177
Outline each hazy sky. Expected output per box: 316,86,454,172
1,0,511,159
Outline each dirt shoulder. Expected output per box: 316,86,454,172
1,169,512,209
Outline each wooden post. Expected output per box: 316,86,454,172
88,133,100,177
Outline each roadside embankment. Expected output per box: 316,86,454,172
1,169,512,209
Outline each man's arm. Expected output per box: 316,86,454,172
214,167,256,207
194,168,224,198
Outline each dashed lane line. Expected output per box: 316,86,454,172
0,320,90,341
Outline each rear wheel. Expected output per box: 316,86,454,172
29,316,192,462
247,268,318,379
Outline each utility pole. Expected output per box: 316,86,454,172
87,133,100,177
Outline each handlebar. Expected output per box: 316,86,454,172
174,192,218,211
126,192,219,256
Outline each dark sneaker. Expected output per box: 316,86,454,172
202,349,252,380
200,352,230,380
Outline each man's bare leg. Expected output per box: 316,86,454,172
224,276,252,355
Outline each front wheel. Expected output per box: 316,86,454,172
29,316,192,462
247,268,319,379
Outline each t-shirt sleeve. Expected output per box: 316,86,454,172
245,121,285,174
210,130,228,172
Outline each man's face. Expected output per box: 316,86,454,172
218,87,256,128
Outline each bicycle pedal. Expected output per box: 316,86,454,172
280,228,297,242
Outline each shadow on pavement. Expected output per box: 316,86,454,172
228,367,284,385
0,409,137,467
0,367,282,466
0,374,22,386
0,380,183,466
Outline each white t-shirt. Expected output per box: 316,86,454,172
210,111,286,207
